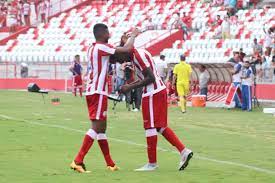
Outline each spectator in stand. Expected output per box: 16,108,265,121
155,55,168,82
171,12,188,40
23,0,30,26
182,12,191,29
214,15,223,26
263,26,274,56
211,0,223,6
18,1,24,26
7,3,18,33
199,65,210,99
252,38,263,56
38,0,48,23
262,50,272,82
0,1,7,27
230,15,240,26
221,16,231,39
146,18,157,30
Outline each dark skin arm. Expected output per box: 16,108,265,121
120,67,155,93
115,29,139,53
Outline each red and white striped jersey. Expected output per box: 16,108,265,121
132,48,166,97
86,42,116,96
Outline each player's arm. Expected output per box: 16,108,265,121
120,67,155,93
115,29,139,53
232,64,241,75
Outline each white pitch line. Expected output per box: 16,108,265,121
1,114,275,175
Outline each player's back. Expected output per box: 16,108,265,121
174,62,192,85
132,48,166,97
86,42,116,96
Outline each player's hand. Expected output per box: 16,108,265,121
130,28,140,37
120,84,131,94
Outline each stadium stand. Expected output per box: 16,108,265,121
0,0,274,101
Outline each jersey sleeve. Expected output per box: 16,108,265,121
246,69,252,77
133,49,150,71
97,44,116,56
235,63,242,73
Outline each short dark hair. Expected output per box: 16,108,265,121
93,23,108,39
180,54,186,61
201,65,206,69
75,54,80,58
160,55,165,59
244,61,250,64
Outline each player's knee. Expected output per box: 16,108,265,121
157,127,166,134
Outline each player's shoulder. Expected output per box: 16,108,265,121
95,42,114,49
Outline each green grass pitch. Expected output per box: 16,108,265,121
0,90,275,183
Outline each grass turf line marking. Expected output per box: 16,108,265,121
1,114,275,175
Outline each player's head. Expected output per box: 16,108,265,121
199,65,206,72
120,32,129,46
233,51,239,59
75,55,80,62
160,55,165,61
244,61,250,68
180,54,186,62
93,23,110,43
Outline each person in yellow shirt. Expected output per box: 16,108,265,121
172,55,192,113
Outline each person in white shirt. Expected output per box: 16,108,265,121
38,0,48,23
222,16,230,39
262,50,272,82
23,0,30,26
263,27,274,56
231,55,242,108
199,65,210,99
155,55,168,82
241,61,253,111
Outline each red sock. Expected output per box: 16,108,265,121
146,135,157,164
74,135,94,164
79,88,83,97
145,129,158,164
97,134,115,167
161,127,185,152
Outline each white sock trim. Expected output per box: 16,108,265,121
158,127,166,134
145,128,157,137
86,129,97,140
97,133,107,140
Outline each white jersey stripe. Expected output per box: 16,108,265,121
96,94,103,120
86,43,115,96
149,95,154,128
133,48,166,98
